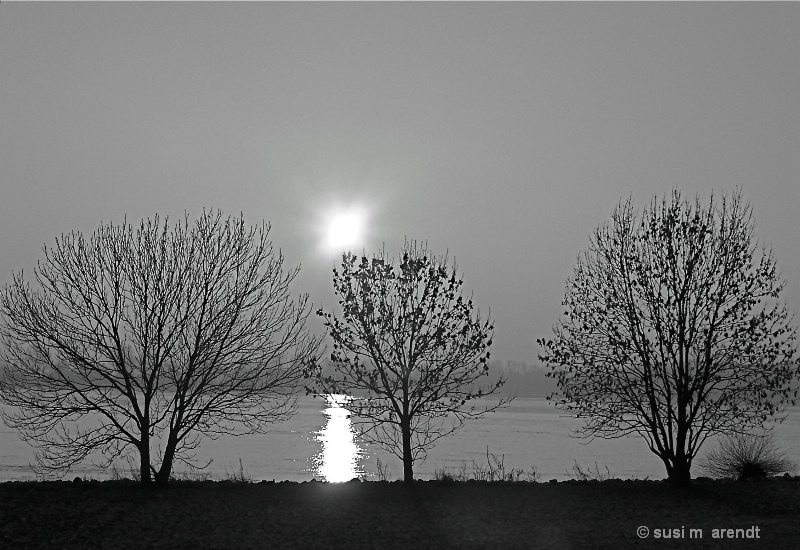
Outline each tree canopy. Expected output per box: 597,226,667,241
310,242,509,483
539,190,797,485
0,211,321,484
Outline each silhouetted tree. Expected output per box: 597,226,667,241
310,242,508,483
539,190,797,486
0,211,321,485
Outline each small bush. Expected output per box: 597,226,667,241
110,455,141,482
170,470,212,482
374,457,392,482
698,433,794,481
433,447,540,483
569,461,614,482
434,468,457,485
223,458,252,483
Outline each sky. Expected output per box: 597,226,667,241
1,3,798,366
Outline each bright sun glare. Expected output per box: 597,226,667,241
326,209,364,251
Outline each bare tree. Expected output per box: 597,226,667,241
539,190,797,486
309,242,509,483
0,211,321,485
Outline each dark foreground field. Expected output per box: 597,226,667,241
1,477,798,549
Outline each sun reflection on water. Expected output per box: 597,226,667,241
311,395,365,482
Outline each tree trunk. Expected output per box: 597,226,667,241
139,436,152,485
401,418,414,484
666,452,692,487
668,421,692,486
155,436,177,486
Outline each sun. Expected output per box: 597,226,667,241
325,208,364,252
312,197,374,256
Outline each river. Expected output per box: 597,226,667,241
1,396,798,482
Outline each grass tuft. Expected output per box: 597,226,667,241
434,446,541,483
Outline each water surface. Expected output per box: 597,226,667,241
1,397,798,482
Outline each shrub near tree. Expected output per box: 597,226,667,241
309,241,509,484
539,190,798,486
0,211,321,485
698,432,795,481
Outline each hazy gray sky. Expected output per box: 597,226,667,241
1,3,798,365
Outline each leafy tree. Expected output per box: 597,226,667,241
0,211,321,485
539,190,797,486
310,242,509,483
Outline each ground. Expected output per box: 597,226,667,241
0,477,798,549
